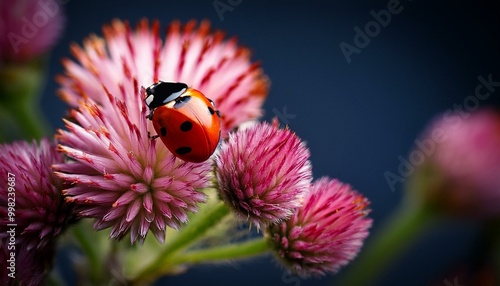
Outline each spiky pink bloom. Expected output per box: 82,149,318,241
0,0,64,62
57,18,269,137
0,139,75,284
416,109,500,217
268,178,372,278
215,121,312,228
54,19,268,243
0,139,75,250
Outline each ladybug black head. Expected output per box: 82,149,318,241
145,81,188,109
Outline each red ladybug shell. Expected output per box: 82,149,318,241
151,88,221,163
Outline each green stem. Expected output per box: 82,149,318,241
170,238,270,265
9,102,49,140
0,59,51,141
71,221,103,284
338,203,436,286
132,201,230,284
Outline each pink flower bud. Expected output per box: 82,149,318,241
268,178,372,278
216,121,312,228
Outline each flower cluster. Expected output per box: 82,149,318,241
1,13,374,283
54,19,269,244
215,121,373,276
3,5,500,284
52,18,373,277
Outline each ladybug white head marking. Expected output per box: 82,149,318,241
145,93,155,106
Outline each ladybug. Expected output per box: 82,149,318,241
145,81,221,163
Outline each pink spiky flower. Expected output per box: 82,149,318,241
215,121,312,228
0,138,75,250
57,18,269,137
0,139,75,284
267,178,372,278
55,19,268,243
0,0,65,62
415,109,500,217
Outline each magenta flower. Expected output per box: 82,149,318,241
54,19,268,243
415,109,500,217
267,178,372,278
0,139,74,284
0,138,74,250
215,121,312,228
0,0,64,62
55,87,211,244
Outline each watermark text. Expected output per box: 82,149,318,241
6,172,17,279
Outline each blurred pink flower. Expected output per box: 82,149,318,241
416,109,500,217
267,178,372,278
0,139,74,284
54,19,269,243
215,121,312,228
0,0,64,62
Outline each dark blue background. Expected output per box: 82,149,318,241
43,0,500,285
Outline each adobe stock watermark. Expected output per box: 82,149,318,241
281,270,301,286
273,106,297,125
5,172,17,280
339,0,413,64
7,0,69,54
213,0,243,22
384,73,500,192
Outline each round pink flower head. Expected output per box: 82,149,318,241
215,120,312,228
0,139,75,284
0,0,65,62
267,178,372,278
0,138,75,250
413,109,500,218
55,19,268,243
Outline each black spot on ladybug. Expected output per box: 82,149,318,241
208,106,215,115
160,127,167,137
180,121,193,132
176,147,192,155
173,96,191,109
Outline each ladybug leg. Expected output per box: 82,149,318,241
146,111,154,120
148,131,159,140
